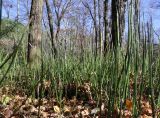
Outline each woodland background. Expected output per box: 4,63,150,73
0,0,160,117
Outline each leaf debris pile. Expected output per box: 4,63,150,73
0,82,159,118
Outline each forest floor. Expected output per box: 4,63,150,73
0,80,159,118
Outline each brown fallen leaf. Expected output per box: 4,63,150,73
139,114,152,118
20,104,38,115
53,105,61,113
2,86,9,95
33,99,39,106
141,108,152,116
63,105,71,113
40,106,46,111
41,111,49,117
72,105,82,116
70,96,77,106
72,109,79,116
63,105,71,117
141,101,151,109
3,108,13,118
123,109,132,118
81,109,89,117
125,99,133,111
25,98,32,105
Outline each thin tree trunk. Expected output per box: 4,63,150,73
93,0,98,57
45,0,57,57
27,0,43,66
17,0,19,21
80,16,86,62
55,20,61,42
98,0,102,54
0,0,2,32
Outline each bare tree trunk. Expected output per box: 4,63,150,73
45,0,57,57
103,0,109,55
0,0,2,32
26,0,30,19
17,0,19,21
80,15,86,62
98,0,102,54
118,0,127,46
55,20,60,42
93,0,98,57
15,0,20,46
111,0,118,49
27,0,43,66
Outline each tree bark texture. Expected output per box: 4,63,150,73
27,0,43,65
118,0,127,46
103,0,109,55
